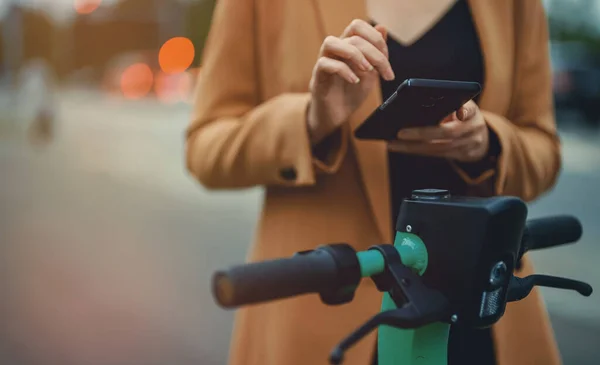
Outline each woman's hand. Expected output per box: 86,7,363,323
307,20,395,144
388,100,490,162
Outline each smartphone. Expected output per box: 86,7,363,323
354,78,481,141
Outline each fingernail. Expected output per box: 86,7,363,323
353,75,360,84
386,69,395,81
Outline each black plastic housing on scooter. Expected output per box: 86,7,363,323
396,189,528,328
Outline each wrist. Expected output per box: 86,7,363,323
306,101,332,145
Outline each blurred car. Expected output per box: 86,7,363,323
550,41,600,126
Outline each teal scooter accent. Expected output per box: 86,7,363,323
356,232,449,365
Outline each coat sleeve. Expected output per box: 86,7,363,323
451,0,561,202
185,0,347,190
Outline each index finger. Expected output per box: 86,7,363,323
341,19,388,57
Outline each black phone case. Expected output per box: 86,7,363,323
354,78,481,141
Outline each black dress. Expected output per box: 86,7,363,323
372,0,498,364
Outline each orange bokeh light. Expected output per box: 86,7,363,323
74,0,101,14
158,37,195,74
120,63,154,100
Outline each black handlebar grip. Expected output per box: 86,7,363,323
213,248,344,309
522,215,583,255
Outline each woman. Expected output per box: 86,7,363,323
186,0,562,364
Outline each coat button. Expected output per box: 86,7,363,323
280,167,297,181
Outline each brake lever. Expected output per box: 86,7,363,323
507,274,593,302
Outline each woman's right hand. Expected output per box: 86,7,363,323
306,19,396,144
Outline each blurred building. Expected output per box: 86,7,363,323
0,0,215,84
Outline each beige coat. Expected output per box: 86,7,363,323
186,0,562,364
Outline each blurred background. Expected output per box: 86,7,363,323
1,0,599,364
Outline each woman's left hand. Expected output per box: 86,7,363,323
388,100,489,162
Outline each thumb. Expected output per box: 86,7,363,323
457,102,475,122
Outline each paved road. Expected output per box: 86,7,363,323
1,89,599,364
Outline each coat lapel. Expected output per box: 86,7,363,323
466,0,511,113
311,0,392,243
348,91,391,243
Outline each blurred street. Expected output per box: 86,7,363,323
1,88,600,364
